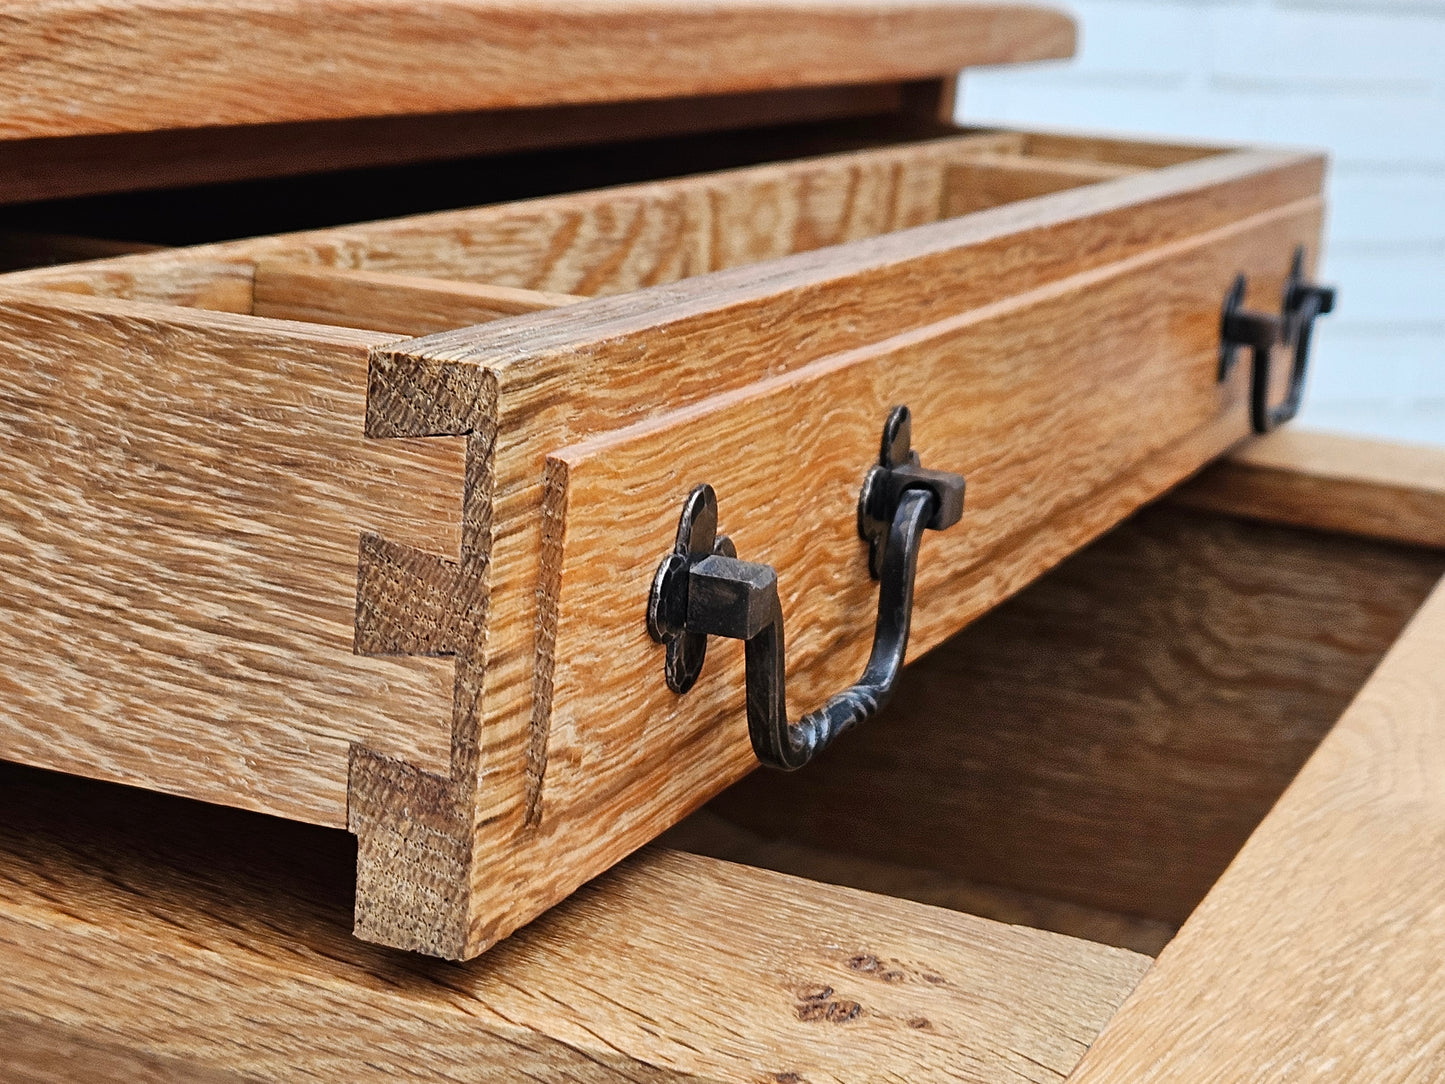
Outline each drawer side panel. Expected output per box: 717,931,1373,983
0,293,463,825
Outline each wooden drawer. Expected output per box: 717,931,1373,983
0,125,1330,958
2,429,1442,1081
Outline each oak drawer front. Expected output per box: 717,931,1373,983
0,128,1327,957
537,201,1316,882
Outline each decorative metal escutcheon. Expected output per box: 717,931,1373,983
1219,244,1337,434
646,406,965,771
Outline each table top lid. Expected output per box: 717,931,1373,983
1,1,1074,142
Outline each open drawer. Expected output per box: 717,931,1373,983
0,125,1331,958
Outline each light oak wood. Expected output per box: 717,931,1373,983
1067,575,1445,1083
0,288,464,824
1172,428,1445,549
0,134,1327,956
17,257,258,313
706,504,1444,926
0,2,1075,142
6,129,1030,305
0,761,1148,1084
252,263,584,336
348,146,1324,956
944,153,1142,215
515,203,1319,949
0,1015,246,1084
346,151,1319,956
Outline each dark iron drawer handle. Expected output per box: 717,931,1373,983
647,406,965,770
1219,245,1337,434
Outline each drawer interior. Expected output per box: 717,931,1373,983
2,114,1222,239
0,127,1225,330
663,498,1445,956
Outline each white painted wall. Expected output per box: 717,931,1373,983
958,0,1445,446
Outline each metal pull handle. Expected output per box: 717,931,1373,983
647,406,965,771
1219,245,1337,434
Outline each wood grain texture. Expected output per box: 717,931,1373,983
1066,574,1445,1083
0,2,1075,141
4,129,1030,305
343,146,1325,956
0,80,944,204
0,287,466,825
382,148,1321,369
8,129,1253,321
2,135,1302,313
1020,131,1223,169
0,127,1065,955
0,761,1148,1084
511,202,1319,942
0,133,1328,956
708,505,1445,926
229,127,1021,295
0,1015,247,1084
252,263,584,336
944,153,1141,215
1171,427,1445,549
18,258,257,313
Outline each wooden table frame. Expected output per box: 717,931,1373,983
1067,429,1445,1081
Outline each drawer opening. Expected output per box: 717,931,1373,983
1,127,1237,339
663,499,1445,957
0,101,970,243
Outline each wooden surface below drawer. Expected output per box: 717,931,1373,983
0,760,1147,1084
1172,427,1445,549
675,432,1445,1081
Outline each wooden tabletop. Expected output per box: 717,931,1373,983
0,759,1146,1082
1,1,1074,142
